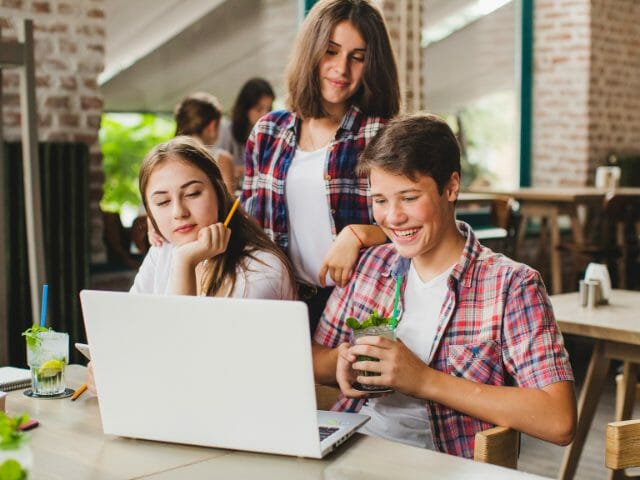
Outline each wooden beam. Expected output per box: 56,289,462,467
18,19,46,327
0,26,7,364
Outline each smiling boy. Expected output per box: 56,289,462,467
311,113,576,458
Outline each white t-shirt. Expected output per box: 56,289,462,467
285,146,335,286
130,243,295,300
359,263,453,449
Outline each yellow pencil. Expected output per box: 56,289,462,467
71,383,88,401
223,198,241,227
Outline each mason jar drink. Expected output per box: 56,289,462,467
25,330,68,396
351,324,395,392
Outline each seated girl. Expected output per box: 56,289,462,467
132,136,295,299
87,136,295,393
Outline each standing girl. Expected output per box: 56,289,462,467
242,0,400,332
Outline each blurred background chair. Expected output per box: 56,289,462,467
101,211,148,270
558,193,640,289
457,195,520,256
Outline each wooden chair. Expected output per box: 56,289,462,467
606,419,640,479
468,196,520,257
474,426,520,469
559,193,640,288
314,384,520,469
616,365,640,422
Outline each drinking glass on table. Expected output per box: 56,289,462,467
25,330,68,396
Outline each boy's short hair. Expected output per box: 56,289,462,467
357,112,461,194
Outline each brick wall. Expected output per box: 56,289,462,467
382,0,423,112
532,0,591,186
532,0,640,187
589,0,640,169
0,0,106,262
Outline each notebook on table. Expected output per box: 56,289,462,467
0,367,31,392
79,290,369,459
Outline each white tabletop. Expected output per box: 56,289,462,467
4,365,548,479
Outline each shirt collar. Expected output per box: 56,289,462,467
286,104,363,135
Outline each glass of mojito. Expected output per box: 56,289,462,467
347,312,396,393
25,329,68,396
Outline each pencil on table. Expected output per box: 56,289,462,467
223,198,241,227
71,383,88,401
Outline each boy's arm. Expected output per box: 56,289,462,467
311,342,340,385
348,268,576,446
350,336,576,445
318,225,387,287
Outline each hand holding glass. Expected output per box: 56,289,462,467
351,324,395,392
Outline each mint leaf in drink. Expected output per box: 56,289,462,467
346,310,393,330
345,317,361,330
22,326,49,350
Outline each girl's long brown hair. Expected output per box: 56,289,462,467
139,136,295,297
285,0,400,119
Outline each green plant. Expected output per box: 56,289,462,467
100,113,175,213
0,412,29,480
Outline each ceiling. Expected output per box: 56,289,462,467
101,0,298,113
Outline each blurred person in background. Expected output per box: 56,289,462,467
216,77,275,184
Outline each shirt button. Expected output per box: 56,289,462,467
325,174,331,181
330,209,336,215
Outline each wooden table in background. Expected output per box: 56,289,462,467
470,187,640,294
4,365,548,479
551,289,640,480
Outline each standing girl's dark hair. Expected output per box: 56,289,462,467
231,78,275,145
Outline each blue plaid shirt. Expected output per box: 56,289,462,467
241,106,387,252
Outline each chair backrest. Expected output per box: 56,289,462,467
604,194,640,226
606,419,640,473
474,426,520,469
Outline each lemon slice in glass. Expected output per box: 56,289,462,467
38,359,65,377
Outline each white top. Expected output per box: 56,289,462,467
215,119,244,166
130,243,295,300
359,263,453,449
285,146,335,286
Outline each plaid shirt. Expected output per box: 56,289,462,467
241,106,387,251
314,222,574,458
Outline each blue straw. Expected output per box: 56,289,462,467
40,284,48,328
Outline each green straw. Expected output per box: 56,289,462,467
391,275,402,331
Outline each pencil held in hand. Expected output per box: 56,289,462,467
223,198,240,227
71,383,88,401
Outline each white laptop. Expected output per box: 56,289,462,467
79,290,369,458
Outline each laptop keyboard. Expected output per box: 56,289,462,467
319,426,339,441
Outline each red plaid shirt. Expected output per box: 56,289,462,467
241,106,387,252
314,222,574,458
